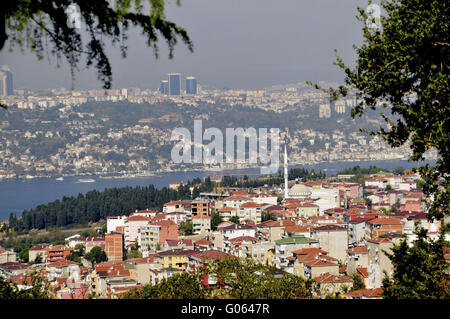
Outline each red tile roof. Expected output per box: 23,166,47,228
195,239,213,246
313,225,347,232
232,190,248,195
313,272,353,283
240,202,264,208
190,250,233,261
9,274,34,286
347,246,369,254
368,217,402,225
150,219,177,226
258,220,295,227
292,248,328,255
368,237,393,244
303,259,338,267
283,225,311,233
346,288,383,298
356,267,369,278
229,236,258,243
126,215,152,222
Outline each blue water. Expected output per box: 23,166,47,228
0,159,435,221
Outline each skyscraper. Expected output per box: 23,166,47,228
160,80,169,94
0,73,7,97
185,76,197,95
0,65,13,96
168,73,181,95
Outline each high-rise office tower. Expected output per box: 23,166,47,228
0,73,7,97
0,65,13,96
185,76,197,95
168,73,181,95
160,80,169,94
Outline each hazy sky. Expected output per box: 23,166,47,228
0,0,370,90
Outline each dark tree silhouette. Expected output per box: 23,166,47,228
309,0,449,222
1,0,193,91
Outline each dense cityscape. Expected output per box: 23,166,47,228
0,0,448,305
0,65,448,299
0,68,437,180
0,160,447,299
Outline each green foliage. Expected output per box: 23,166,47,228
351,274,365,291
179,220,193,236
382,226,450,299
210,213,223,230
129,240,140,259
124,258,314,299
262,211,277,222
1,0,193,89
66,243,85,263
0,229,72,253
33,253,43,265
220,175,283,188
205,258,313,299
84,246,107,267
8,178,210,232
0,271,49,299
19,248,29,263
101,223,107,236
289,168,326,181
392,166,405,176
338,165,389,175
313,0,449,222
217,169,325,190
124,271,208,299
229,216,240,224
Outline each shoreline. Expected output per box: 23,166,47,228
0,157,436,183
0,158,435,220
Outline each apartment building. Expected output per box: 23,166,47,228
105,232,124,262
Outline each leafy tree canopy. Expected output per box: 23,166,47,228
351,274,365,291
1,0,193,91
262,211,277,222
0,271,49,299
309,0,449,222
382,226,450,299
179,220,193,236
124,257,314,299
210,212,223,230
84,246,107,267
229,216,240,224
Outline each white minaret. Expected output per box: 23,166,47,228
284,144,289,199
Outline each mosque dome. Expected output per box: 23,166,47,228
288,183,312,198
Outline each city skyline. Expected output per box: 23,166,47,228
0,0,366,91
